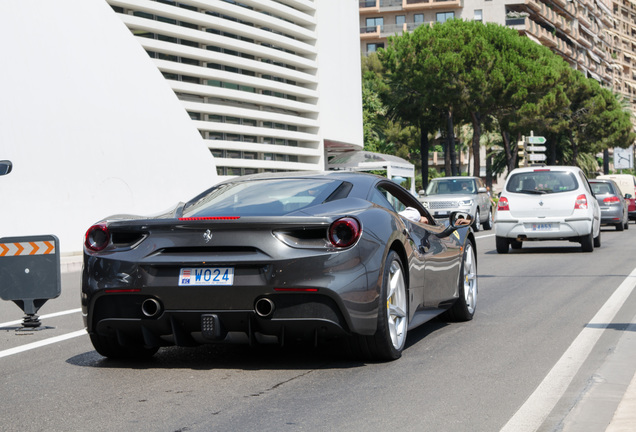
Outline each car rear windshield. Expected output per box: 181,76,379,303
182,178,350,217
426,179,476,195
506,171,579,194
590,182,615,195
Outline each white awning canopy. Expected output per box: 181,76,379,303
328,150,416,194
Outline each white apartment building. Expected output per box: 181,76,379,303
0,0,363,253
110,0,364,180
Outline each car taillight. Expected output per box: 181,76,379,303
498,197,509,211
328,217,361,248
85,223,110,252
574,194,588,209
603,196,621,205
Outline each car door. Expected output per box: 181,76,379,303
375,182,462,313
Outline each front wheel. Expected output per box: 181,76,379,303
443,241,477,322
351,251,407,361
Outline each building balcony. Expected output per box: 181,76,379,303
360,25,382,39
552,0,567,7
578,34,593,48
403,0,463,12
406,20,433,31
381,23,408,36
359,0,379,13
600,12,613,26
509,18,558,48
563,1,576,16
526,0,542,12
379,0,404,11
578,13,592,29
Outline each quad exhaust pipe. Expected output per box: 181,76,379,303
254,298,275,318
141,298,163,318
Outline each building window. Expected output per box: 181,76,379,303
366,17,384,32
367,43,384,54
474,10,483,22
396,15,405,26
436,12,454,23
414,14,424,24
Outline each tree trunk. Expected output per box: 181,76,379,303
501,130,517,172
447,109,457,176
419,122,430,190
471,112,481,178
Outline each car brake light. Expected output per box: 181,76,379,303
603,196,621,205
574,194,588,209
85,223,110,252
328,217,361,248
498,197,509,211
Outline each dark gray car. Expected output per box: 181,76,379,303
589,179,629,231
82,171,477,361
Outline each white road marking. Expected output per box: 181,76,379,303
0,308,82,328
500,266,636,432
0,329,86,359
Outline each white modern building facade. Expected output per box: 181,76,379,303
109,0,364,181
0,0,363,254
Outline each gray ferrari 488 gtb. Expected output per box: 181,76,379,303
82,171,477,361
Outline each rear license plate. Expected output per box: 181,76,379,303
530,223,553,231
179,267,234,286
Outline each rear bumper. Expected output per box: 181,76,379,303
88,293,351,347
495,217,593,240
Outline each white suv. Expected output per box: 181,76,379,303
495,166,601,253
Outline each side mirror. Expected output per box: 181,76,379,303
418,189,426,196
435,211,473,238
0,160,12,176
625,194,632,199
478,187,487,193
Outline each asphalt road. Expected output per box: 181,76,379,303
2,226,636,432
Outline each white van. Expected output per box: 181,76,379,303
596,174,636,220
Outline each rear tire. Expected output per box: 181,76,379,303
581,230,594,252
510,240,523,250
90,333,159,359
594,229,601,248
616,222,624,231
351,251,407,361
496,236,509,254
443,241,477,322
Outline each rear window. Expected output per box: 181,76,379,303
506,171,579,194
590,182,614,195
183,178,350,217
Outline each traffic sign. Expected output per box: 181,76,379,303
529,153,547,161
527,145,546,152
527,136,546,144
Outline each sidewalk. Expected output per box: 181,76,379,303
606,369,636,432
560,320,636,432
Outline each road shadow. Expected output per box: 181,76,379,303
66,318,450,371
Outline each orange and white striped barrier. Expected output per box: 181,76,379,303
0,240,55,257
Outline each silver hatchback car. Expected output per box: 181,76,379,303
418,176,493,231
495,166,601,253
